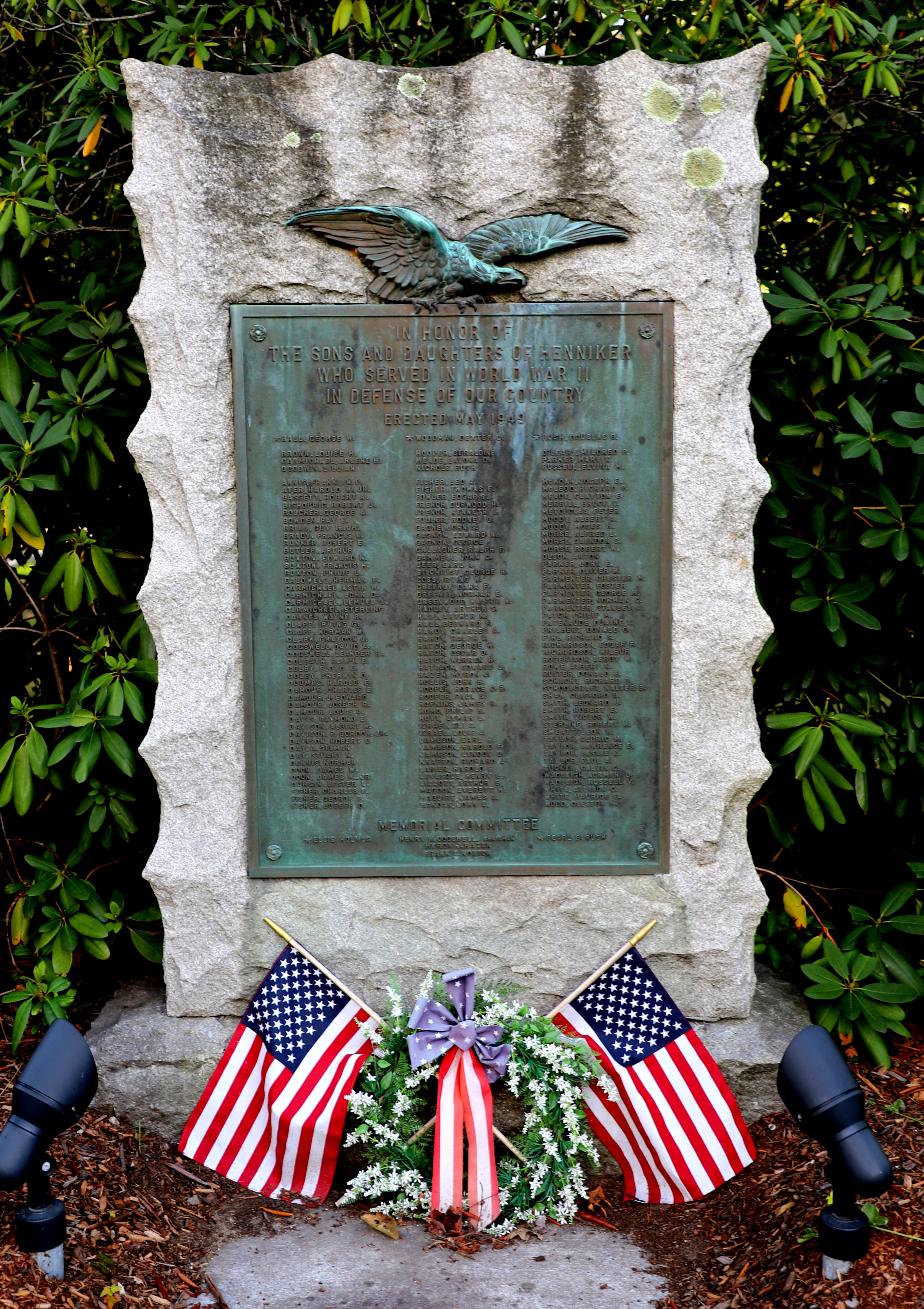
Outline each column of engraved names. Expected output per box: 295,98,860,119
415,449,504,809
280,450,376,809
541,450,637,807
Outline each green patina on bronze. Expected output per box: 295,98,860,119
232,302,672,878
286,206,629,304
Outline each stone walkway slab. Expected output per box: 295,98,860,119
206,1209,666,1309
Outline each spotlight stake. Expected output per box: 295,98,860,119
0,1020,98,1281
777,1025,892,1280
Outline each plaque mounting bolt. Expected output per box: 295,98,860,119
265,843,282,861
636,841,656,861
638,324,656,339
249,325,267,343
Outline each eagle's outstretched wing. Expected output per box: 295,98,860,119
286,204,450,301
463,213,628,263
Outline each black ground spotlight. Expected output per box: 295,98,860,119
778,1024,893,1280
0,1019,98,1279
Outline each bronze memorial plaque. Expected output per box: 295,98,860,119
232,303,672,877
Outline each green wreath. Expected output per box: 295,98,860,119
338,977,608,1232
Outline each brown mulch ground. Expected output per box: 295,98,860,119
2,1028,924,1308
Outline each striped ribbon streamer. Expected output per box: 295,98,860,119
431,1047,500,1229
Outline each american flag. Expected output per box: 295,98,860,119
553,947,756,1202
180,946,375,1200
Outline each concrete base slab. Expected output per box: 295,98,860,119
206,1209,666,1309
87,980,237,1139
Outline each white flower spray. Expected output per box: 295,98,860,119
339,974,604,1229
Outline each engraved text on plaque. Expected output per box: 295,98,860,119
232,303,672,876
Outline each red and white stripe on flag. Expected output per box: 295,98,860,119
554,1007,755,1203
432,1047,500,1229
179,947,375,1201
550,945,755,1203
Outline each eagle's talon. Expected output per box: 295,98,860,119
452,294,486,314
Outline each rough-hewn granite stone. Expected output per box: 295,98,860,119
122,47,771,1024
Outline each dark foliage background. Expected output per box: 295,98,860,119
0,0,921,1061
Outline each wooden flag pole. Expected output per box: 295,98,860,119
408,918,658,1155
406,1119,434,1144
545,918,658,1019
263,916,382,1024
406,1102,527,1163
492,1126,527,1164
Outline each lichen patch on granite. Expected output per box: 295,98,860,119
682,145,728,187
643,78,683,122
699,86,725,114
397,72,426,99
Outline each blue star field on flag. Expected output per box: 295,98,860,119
181,942,374,1202
242,948,351,1067
555,944,756,1202
567,947,690,1068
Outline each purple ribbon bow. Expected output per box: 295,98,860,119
407,968,511,1083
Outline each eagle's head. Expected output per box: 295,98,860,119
489,264,527,290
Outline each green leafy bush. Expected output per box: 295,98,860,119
1,1,921,1058
744,3,923,1061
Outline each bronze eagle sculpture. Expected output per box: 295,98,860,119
286,204,629,304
